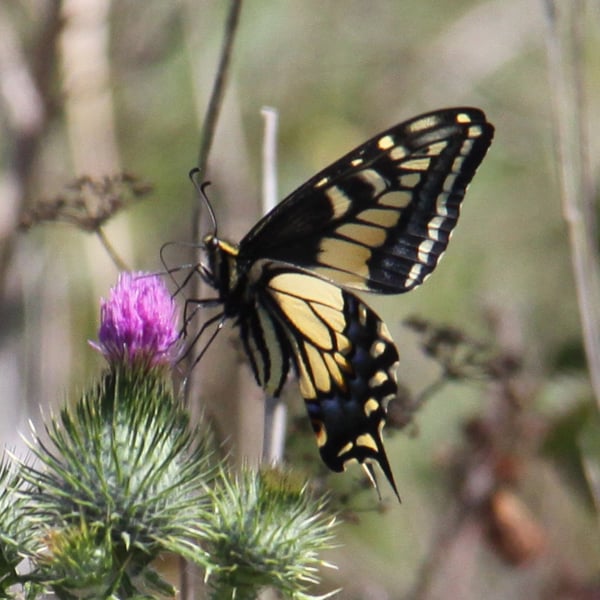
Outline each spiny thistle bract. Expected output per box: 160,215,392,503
0,457,41,597
201,467,339,600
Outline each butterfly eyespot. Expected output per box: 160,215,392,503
190,107,494,501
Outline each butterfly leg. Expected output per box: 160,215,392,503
182,296,222,337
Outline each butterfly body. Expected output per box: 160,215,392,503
195,108,494,500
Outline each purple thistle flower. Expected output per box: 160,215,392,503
91,272,180,368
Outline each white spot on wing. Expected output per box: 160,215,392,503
468,125,483,137
443,173,458,193
417,239,435,264
427,216,446,241
378,135,395,150
406,263,423,286
390,145,408,160
436,193,450,216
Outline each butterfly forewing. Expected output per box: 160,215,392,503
239,108,493,293
243,261,401,497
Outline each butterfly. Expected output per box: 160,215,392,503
186,107,494,500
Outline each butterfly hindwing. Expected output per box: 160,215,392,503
239,107,494,293
244,261,400,498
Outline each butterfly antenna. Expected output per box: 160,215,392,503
189,168,218,238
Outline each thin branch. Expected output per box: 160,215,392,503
542,0,600,410
95,227,129,271
193,0,243,243
260,106,279,214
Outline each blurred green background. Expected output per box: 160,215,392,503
1,1,599,598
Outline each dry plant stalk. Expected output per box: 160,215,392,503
543,0,600,410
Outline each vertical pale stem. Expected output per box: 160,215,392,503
260,107,288,465
542,0,600,410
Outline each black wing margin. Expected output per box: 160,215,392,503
239,107,494,294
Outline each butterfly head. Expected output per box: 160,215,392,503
201,233,241,299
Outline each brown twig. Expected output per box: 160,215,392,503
192,0,243,243
95,228,129,271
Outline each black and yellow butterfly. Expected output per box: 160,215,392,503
189,108,494,500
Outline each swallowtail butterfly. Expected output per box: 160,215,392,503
188,108,494,500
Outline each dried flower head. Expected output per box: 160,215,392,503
20,173,152,232
91,272,180,368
